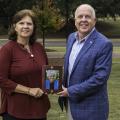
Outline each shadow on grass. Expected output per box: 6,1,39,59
46,48,57,52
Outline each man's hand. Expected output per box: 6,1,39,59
57,86,68,97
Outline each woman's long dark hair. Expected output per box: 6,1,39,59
8,9,38,45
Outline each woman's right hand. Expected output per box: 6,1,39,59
28,88,44,98
15,84,44,98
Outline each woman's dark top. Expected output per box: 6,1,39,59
0,41,50,119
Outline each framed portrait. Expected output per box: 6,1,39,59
42,65,63,94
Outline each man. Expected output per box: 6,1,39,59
58,4,113,120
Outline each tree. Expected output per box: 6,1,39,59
53,0,77,37
33,0,63,46
0,0,36,28
53,0,120,21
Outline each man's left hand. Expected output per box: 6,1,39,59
57,86,68,97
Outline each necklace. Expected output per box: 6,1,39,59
17,42,34,57
24,45,34,58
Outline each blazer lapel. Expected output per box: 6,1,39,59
64,34,76,80
71,30,97,74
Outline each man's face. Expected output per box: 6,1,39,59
75,5,96,38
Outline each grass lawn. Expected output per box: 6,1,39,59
47,63,120,120
0,39,120,119
97,19,120,37
113,47,120,54
0,27,120,119
0,63,119,120
108,63,120,120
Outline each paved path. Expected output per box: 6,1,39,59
0,38,120,58
0,39,65,58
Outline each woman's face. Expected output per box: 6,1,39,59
15,16,34,40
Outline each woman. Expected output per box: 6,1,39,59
0,9,50,120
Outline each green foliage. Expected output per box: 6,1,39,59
53,0,120,20
0,0,120,34
0,0,36,28
33,0,63,35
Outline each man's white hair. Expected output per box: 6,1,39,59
75,4,96,19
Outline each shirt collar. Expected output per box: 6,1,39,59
75,27,95,43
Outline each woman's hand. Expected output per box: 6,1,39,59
15,84,44,98
28,88,44,98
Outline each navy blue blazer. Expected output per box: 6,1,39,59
63,29,113,120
